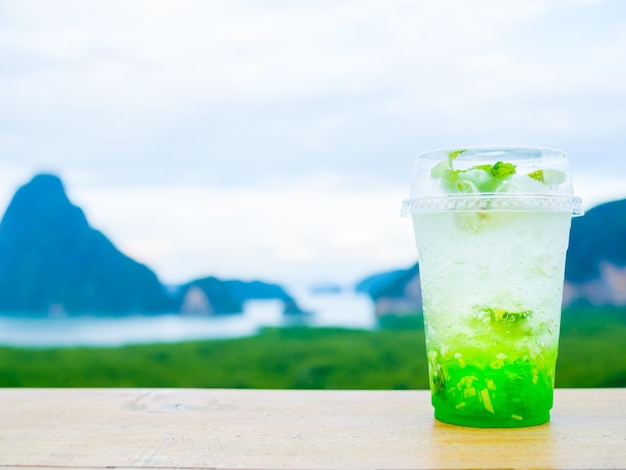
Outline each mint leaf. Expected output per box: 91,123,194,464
528,169,566,186
497,310,531,323
432,152,520,194
474,164,493,172
484,307,532,323
489,161,516,178
447,149,467,165
431,161,453,179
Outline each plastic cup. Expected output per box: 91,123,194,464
401,147,583,428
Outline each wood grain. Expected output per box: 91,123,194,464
0,388,624,469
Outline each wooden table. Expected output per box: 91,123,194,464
0,388,624,469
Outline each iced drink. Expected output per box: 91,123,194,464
401,147,583,428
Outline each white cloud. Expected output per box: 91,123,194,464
0,0,625,285
572,170,626,212
53,175,415,286
4,0,616,117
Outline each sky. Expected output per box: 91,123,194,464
1,0,625,288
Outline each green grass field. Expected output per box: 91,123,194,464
0,307,624,389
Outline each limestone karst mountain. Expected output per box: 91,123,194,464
0,173,303,316
0,174,171,314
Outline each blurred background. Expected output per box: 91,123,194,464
0,0,625,388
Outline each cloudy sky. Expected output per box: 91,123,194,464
1,0,625,288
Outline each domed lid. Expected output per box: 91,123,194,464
401,147,583,215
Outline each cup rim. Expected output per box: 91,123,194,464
401,193,584,217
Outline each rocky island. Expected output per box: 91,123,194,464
0,174,302,316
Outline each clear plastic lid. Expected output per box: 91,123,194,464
401,147,584,216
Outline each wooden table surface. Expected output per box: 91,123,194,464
0,388,624,470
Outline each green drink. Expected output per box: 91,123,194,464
402,148,583,428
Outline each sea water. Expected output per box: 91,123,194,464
0,290,375,347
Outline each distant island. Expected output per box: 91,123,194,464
0,173,303,316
